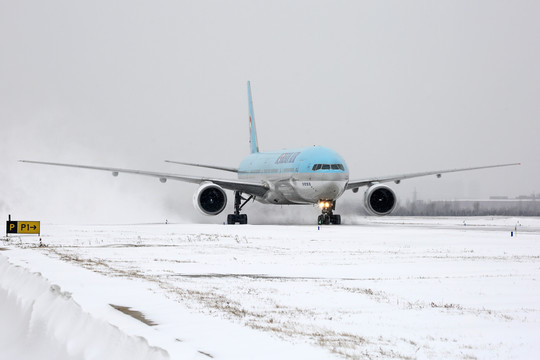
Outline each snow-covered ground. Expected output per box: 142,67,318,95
1,217,539,359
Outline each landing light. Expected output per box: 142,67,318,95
318,201,331,209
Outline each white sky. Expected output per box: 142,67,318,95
1,1,538,223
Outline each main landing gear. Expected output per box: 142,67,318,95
318,200,341,225
227,191,253,225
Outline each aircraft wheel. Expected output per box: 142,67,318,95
331,214,341,225
227,214,248,224
318,214,331,225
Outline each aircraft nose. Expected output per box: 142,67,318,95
316,181,346,199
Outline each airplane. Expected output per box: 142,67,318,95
21,81,520,225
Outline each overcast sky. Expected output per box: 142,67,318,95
1,1,538,224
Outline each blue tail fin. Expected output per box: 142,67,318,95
247,81,259,153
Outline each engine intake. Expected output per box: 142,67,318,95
364,184,397,215
193,182,227,216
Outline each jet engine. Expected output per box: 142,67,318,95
193,182,227,216
364,184,397,215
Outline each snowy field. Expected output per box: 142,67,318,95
1,217,540,359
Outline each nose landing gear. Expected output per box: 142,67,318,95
317,200,341,225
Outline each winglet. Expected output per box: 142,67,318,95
248,81,259,153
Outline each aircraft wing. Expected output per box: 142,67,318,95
164,160,238,173
346,162,521,191
19,160,269,197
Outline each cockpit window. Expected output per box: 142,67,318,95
312,164,345,171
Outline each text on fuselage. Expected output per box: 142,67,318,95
275,152,301,164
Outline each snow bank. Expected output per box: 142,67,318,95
0,254,169,360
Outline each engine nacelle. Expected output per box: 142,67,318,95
193,182,227,216
364,184,397,216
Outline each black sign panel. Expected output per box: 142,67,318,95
6,221,18,234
